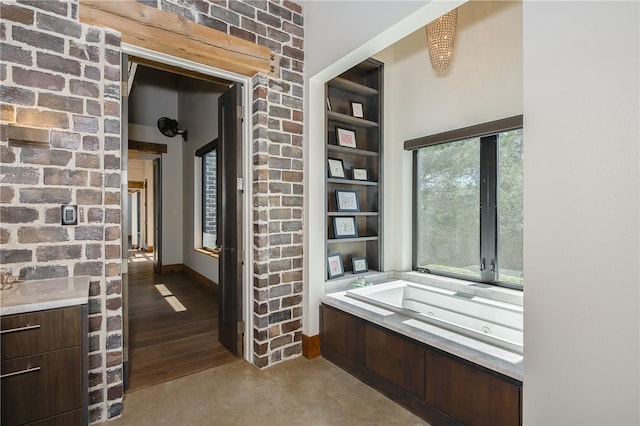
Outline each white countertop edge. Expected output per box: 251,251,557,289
321,294,523,382
0,276,91,316
1,296,88,316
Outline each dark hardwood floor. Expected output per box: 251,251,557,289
127,253,238,391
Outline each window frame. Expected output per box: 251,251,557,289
406,116,523,290
196,138,218,252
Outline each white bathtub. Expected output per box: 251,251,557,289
345,280,523,354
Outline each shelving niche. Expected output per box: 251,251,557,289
325,58,383,279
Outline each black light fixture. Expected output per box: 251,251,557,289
157,117,188,141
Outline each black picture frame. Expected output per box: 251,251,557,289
327,253,344,279
352,257,369,274
335,189,360,212
352,168,368,181
336,127,357,148
328,158,346,179
350,101,364,118
333,216,358,239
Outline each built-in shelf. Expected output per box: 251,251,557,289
327,178,378,187
327,145,379,157
326,58,383,277
329,77,379,96
327,111,378,128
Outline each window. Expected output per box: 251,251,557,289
408,116,523,289
196,139,218,251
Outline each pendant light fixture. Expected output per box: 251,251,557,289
425,8,459,72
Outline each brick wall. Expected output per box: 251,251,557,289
0,0,123,422
1,0,303,422
202,149,216,247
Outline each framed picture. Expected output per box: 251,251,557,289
327,253,344,279
336,127,357,149
328,158,346,178
335,189,360,212
352,168,368,181
350,101,364,118
333,216,358,238
352,257,369,274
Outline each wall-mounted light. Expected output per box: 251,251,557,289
425,8,459,72
0,124,51,148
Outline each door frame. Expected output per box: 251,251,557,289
121,43,254,363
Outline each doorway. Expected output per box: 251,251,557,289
122,49,253,390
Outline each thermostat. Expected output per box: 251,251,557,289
61,205,78,225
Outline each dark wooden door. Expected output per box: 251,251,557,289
217,83,243,356
153,157,162,274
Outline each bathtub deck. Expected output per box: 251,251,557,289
322,289,523,381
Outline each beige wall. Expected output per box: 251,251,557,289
377,0,523,272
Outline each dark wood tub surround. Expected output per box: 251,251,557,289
320,304,522,426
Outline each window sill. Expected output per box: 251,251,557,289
195,248,219,259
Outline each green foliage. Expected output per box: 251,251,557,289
415,129,524,288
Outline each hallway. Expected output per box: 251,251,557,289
127,253,237,391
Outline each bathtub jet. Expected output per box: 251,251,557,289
345,280,523,354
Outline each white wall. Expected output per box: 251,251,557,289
178,78,225,283
378,0,523,271
128,124,184,266
129,66,179,127
523,2,639,423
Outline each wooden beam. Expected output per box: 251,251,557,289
79,0,272,77
128,140,168,154
128,181,144,189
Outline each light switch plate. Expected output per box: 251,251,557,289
61,205,78,225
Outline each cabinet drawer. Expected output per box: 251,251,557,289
1,306,81,360
1,346,83,426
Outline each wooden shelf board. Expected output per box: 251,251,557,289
327,145,379,157
327,178,378,187
327,236,379,244
325,269,382,282
328,111,378,128
328,212,379,217
328,77,379,96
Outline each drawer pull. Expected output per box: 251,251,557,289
1,366,41,379
0,324,41,334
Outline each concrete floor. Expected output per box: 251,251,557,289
109,356,429,425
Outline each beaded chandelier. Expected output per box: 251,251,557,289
425,8,459,72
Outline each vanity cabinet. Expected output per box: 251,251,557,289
1,305,88,426
320,304,522,426
325,58,383,277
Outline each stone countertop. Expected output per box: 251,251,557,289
0,275,91,316
322,290,523,382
